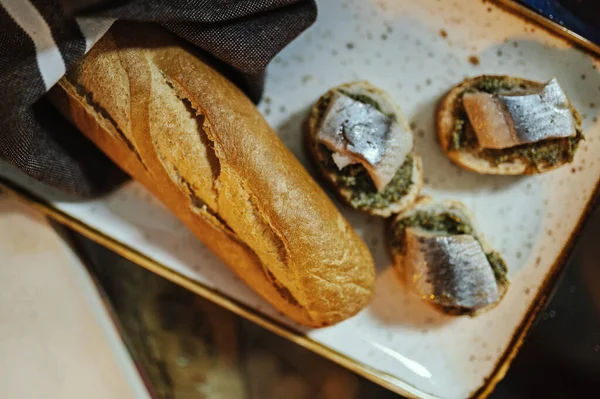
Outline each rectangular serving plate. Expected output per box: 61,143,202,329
1,0,599,398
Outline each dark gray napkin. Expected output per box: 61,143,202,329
0,0,317,197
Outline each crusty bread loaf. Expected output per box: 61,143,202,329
307,81,423,217
437,75,582,175
47,22,375,328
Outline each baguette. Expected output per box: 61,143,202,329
437,75,582,175
47,22,375,328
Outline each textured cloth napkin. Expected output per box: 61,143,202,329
0,0,317,196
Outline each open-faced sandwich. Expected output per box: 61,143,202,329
388,197,509,316
307,81,422,217
438,75,583,174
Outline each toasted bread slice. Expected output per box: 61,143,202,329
389,196,509,316
307,81,422,217
437,75,582,175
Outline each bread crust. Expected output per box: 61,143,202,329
306,81,422,217
437,75,582,175
48,22,375,328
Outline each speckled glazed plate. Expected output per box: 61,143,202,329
1,1,599,398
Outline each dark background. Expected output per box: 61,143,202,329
515,0,600,47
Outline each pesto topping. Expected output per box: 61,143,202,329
338,89,387,115
439,305,472,316
486,251,509,287
391,209,508,286
450,76,583,170
319,145,414,210
391,211,474,252
469,77,515,94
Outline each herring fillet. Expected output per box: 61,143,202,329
316,91,413,191
463,78,576,150
404,228,500,311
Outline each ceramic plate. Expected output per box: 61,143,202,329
1,0,599,398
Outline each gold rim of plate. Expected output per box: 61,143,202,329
494,0,600,57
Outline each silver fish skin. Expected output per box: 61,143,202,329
317,91,413,191
463,78,576,150
404,228,500,311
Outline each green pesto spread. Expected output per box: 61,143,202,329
319,145,414,210
390,210,508,286
390,211,474,251
450,76,583,171
485,251,509,287
338,89,385,114
314,89,413,211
